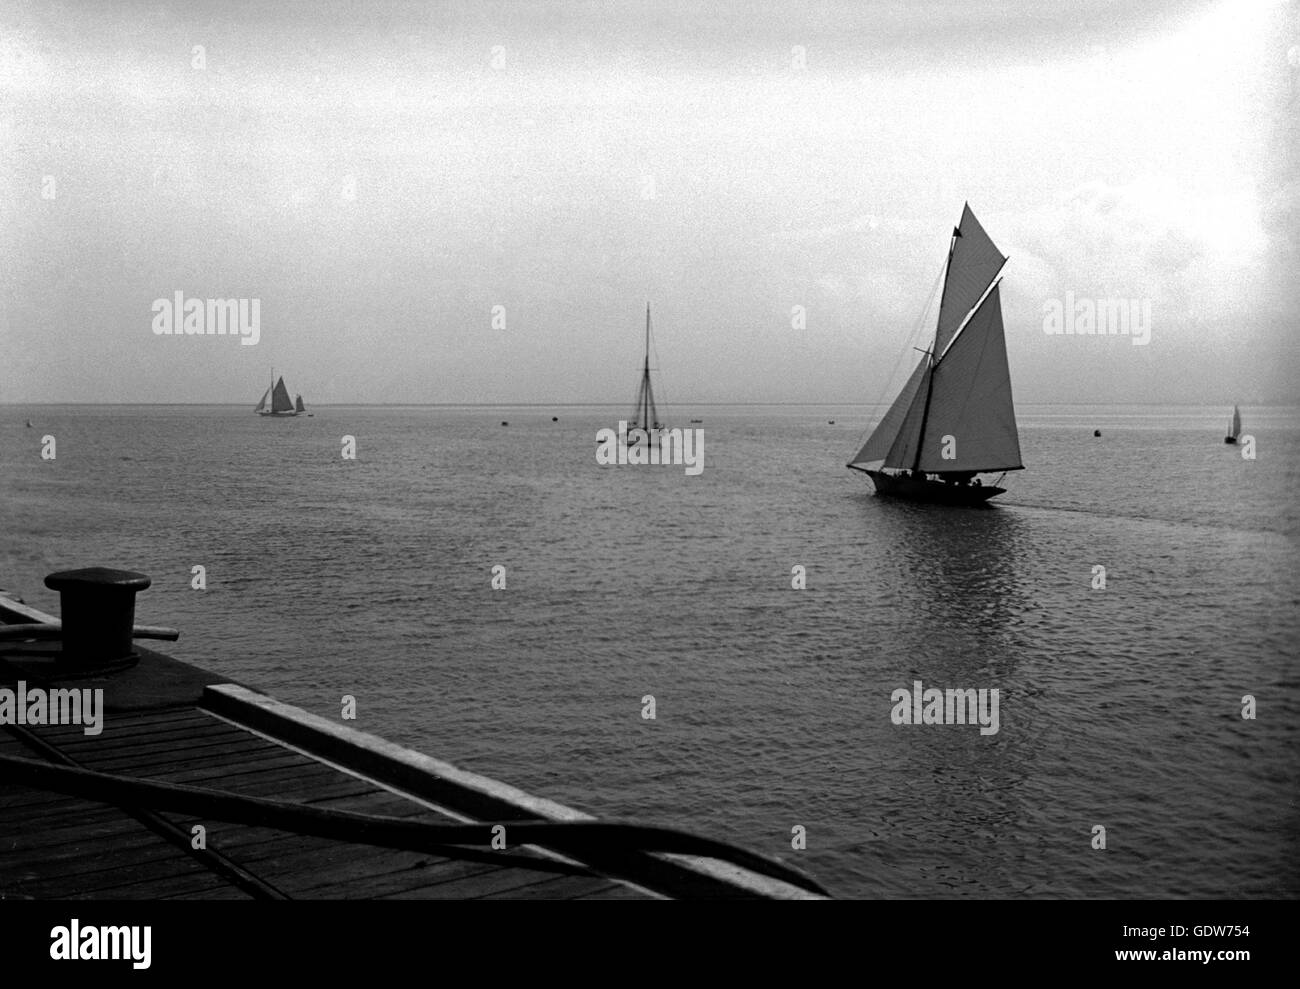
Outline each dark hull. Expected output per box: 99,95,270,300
257,411,300,417
858,468,1005,505
1224,437,1237,444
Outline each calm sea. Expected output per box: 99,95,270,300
2,403,1297,898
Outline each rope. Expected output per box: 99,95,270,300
849,257,946,457
0,752,830,897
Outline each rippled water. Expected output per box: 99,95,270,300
2,403,1297,898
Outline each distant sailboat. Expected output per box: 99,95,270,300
627,304,666,444
1224,405,1241,444
847,204,1023,505
255,372,302,417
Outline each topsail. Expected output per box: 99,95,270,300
933,204,1006,360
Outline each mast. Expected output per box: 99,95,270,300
644,304,651,428
911,231,959,473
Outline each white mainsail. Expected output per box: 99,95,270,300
912,285,1021,472
849,205,1022,475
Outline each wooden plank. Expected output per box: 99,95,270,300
0,786,107,813
0,831,175,878
376,864,588,900
287,853,502,899
476,874,635,900
569,881,656,900
0,801,126,830
134,752,316,785
16,854,221,899
34,712,222,743
155,820,396,858
301,788,449,819
231,839,440,880
66,733,283,769
70,870,242,900
164,885,255,901
51,720,246,754
184,774,376,806
1,812,156,849
78,743,300,776
0,751,313,810
33,708,216,739
218,831,413,867
144,763,377,805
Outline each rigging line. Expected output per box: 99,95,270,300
849,257,946,455
649,316,667,423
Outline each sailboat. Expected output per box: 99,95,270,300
847,204,1023,505
1224,405,1241,444
626,304,665,444
254,372,302,417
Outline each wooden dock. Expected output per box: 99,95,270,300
0,571,826,900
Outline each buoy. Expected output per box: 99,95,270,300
552,416,558,422
829,420,835,425
1093,429,1101,437
501,421,508,426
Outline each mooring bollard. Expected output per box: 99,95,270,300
44,567,152,668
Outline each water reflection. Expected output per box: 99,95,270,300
853,495,1041,893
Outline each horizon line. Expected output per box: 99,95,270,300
2,400,1291,409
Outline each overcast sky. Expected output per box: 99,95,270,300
1,0,1296,405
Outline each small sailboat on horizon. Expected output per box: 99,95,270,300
603,303,668,445
847,204,1023,505
1224,405,1241,444
255,371,305,417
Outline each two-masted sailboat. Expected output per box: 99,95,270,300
1224,406,1241,444
254,372,307,417
847,204,1022,505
